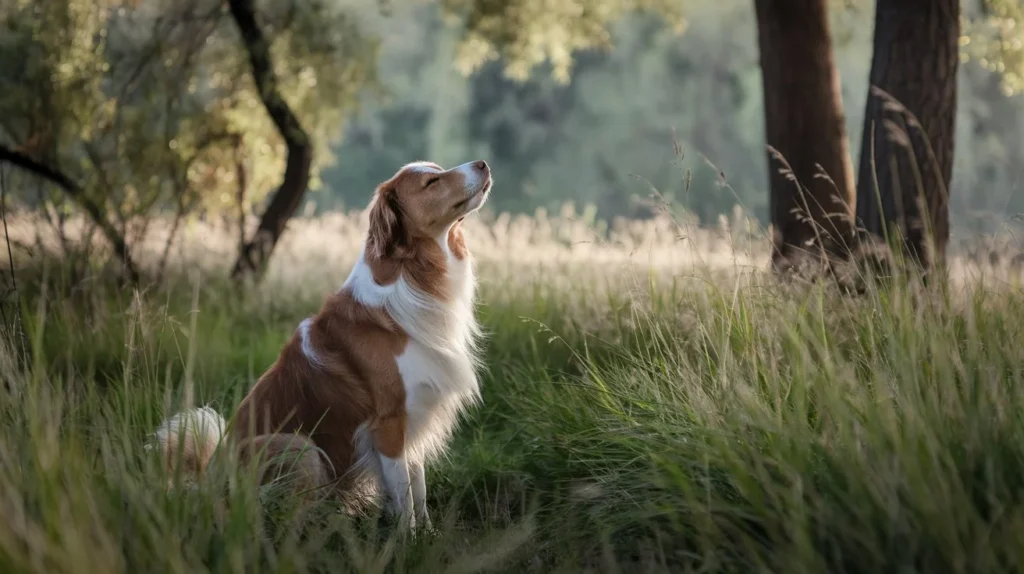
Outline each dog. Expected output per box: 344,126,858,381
151,159,492,531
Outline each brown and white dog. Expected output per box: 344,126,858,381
151,159,492,531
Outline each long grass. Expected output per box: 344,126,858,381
2,211,1024,573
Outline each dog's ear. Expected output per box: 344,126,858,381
367,183,405,259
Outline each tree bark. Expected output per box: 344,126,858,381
227,0,313,283
855,0,960,271
0,145,140,284
753,0,857,272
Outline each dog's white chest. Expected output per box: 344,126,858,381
395,340,479,461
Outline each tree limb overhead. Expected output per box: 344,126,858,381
0,145,140,284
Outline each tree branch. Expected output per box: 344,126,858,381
0,145,140,284
227,0,314,282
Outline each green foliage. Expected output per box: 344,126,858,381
440,0,686,82
0,0,118,191
0,0,378,225
321,0,1024,231
965,0,1024,96
523,7,765,220
4,0,1024,253
326,1,769,220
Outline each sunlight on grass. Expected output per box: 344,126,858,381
1,208,1024,572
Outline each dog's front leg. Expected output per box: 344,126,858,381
409,460,433,532
378,453,414,530
373,415,415,531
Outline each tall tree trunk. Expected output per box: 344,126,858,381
227,0,313,283
753,0,856,273
0,145,140,284
855,0,960,271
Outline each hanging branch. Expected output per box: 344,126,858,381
0,145,140,284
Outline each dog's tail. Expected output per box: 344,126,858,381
149,406,227,484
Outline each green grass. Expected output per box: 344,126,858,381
2,255,1024,573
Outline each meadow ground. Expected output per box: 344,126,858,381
1,207,1024,573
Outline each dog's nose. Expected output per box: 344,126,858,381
474,160,489,171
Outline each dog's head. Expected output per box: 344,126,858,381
366,160,492,259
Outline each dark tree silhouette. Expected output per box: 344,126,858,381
855,0,960,271
754,0,856,273
227,0,314,283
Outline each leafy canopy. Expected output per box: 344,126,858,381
964,0,1024,96
440,0,686,81
0,0,378,222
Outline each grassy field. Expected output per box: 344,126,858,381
2,209,1024,573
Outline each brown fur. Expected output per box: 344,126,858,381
365,162,479,294
235,433,330,494
448,220,468,260
156,159,492,508
230,290,409,494
366,236,450,299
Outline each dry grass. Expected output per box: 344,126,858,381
2,206,1024,572
8,204,1024,290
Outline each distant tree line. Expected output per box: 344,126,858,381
0,0,1021,285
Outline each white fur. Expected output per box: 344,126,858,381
405,161,442,174
150,160,486,531
343,228,482,464
297,317,323,367
343,191,485,526
454,161,486,193
341,232,481,363
151,405,227,450
147,405,227,480
409,460,430,528
379,454,414,528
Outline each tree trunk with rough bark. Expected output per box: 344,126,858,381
227,0,313,283
855,0,960,271
754,0,857,273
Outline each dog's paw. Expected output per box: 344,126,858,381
411,511,435,534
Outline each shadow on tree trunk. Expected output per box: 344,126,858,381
753,0,857,278
855,0,959,275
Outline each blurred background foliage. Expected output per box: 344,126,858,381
330,0,1024,232
0,0,1022,242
